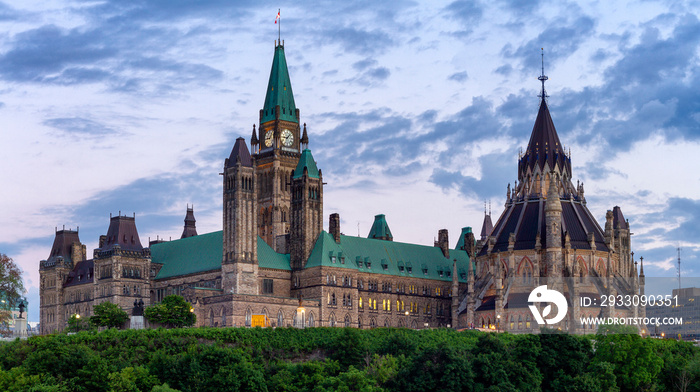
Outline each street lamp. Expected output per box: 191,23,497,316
75,314,81,333
497,314,501,333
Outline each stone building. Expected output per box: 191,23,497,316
39,41,471,334
458,69,645,333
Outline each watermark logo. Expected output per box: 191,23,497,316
528,285,568,325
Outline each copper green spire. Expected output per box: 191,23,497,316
261,42,297,124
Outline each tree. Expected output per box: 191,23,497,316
0,254,25,336
89,302,129,329
144,295,195,328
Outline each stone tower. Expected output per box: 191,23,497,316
39,228,85,334
222,137,259,295
289,149,323,270
252,41,304,249
93,215,151,312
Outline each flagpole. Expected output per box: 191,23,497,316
278,9,281,44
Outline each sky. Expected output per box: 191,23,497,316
1,0,699,322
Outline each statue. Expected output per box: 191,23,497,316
18,300,25,319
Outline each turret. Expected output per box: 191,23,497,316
181,206,198,239
222,137,258,295
290,149,323,269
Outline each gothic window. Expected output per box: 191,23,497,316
209,309,215,327
518,315,522,329
369,317,377,328
329,313,336,327
331,293,336,306
344,315,351,327
245,307,252,327
308,312,315,327
277,310,284,327
359,297,363,309
526,315,531,329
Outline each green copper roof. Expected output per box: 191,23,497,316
368,214,393,240
293,149,320,179
257,236,291,270
152,231,291,280
305,231,470,283
455,227,473,251
261,44,297,124
152,231,223,280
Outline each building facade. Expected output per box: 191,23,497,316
39,41,471,334
458,72,645,333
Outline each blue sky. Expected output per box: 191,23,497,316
1,0,699,322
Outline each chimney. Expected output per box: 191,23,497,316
329,213,340,243
435,229,449,258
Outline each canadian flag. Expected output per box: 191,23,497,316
275,11,280,24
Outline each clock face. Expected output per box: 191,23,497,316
264,130,274,147
281,129,294,147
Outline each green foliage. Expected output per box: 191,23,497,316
0,254,25,336
0,327,696,391
151,384,181,392
90,302,129,329
108,366,159,392
66,314,92,333
593,333,664,392
144,295,195,328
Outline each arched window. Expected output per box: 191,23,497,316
526,315,531,329
369,318,377,328
209,309,215,327
518,315,522,329
308,312,315,327
411,320,418,329
277,310,284,327
221,308,226,327
510,316,514,330
384,319,390,328
344,314,351,327
358,316,363,329
245,307,252,327
329,313,336,327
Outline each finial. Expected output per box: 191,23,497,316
538,48,548,102
489,200,491,215
484,201,487,215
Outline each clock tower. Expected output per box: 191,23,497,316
252,41,304,249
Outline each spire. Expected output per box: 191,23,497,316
181,205,198,239
517,49,571,182
226,137,252,168
639,256,645,277
538,48,548,103
251,124,258,145
480,207,493,241
301,122,309,150
261,42,297,124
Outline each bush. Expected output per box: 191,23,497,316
144,296,195,328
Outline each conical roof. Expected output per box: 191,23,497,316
181,206,198,239
261,43,297,124
367,214,393,241
480,213,493,241
227,137,252,168
293,149,319,179
518,98,571,180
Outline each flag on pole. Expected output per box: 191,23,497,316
275,10,280,24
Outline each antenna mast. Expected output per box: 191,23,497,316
677,247,682,290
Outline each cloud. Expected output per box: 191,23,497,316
448,71,468,82
43,117,117,136
502,16,595,71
